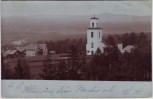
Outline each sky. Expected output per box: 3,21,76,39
2,1,151,17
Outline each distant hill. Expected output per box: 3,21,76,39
1,13,151,44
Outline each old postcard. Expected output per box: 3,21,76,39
1,0,152,98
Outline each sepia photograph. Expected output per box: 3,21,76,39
1,0,152,98
1,1,151,81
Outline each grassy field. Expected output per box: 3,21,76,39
5,54,93,79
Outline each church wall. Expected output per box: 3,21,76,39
86,29,102,55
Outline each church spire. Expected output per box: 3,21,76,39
90,15,99,28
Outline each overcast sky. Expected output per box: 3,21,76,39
2,1,151,17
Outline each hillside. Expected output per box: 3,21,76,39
1,13,151,44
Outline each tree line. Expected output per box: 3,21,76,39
38,38,86,54
2,32,151,81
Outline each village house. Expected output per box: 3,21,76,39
26,44,48,57
122,45,134,53
15,46,26,56
3,49,21,58
2,43,48,57
3,50,12,57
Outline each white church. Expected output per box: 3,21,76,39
86,16,106,55
86,16,135,55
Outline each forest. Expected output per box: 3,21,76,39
2,32,151,81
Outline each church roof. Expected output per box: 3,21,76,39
123,45,134,52
91,16,99,19
101,42,107,47
101,41,107,47
88,28,102,29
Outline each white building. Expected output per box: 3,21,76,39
26,44,48,57
117,44,135,53
26,44,39,56
37,44,48,56
86,16,106,55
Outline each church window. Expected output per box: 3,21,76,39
91,42,94,48
91,32,93,38
99,32,100,38
92,22,94,27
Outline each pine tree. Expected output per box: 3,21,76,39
39,56,57,80
66,45,82,80
89,49,102,80
14,58,31,79
106,35,116,46
57,59,67,80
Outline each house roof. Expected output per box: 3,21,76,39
123,45,134,52
16,47,26,52
101,41,107,46
26,44,38,50
26,44,47,51
101,42,107,47
37,44,47,49
9,50,17,55
3,50,12,56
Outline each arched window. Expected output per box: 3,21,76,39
91,42,94,48
92,22,94,27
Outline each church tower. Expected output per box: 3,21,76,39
86,16,104,55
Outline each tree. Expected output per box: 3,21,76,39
88,48,103,80
137,32,147,48
39,56,57,80
103,45,122,80
14,58,31,79
89,53,101,80
96,48,102,55
79,50,87,80
106,35,116,46
121,33,129,47
66,45,82,80
57,59,67,80
129,32,137,45
1,55,13,79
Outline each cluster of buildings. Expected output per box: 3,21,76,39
2,41,48,58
